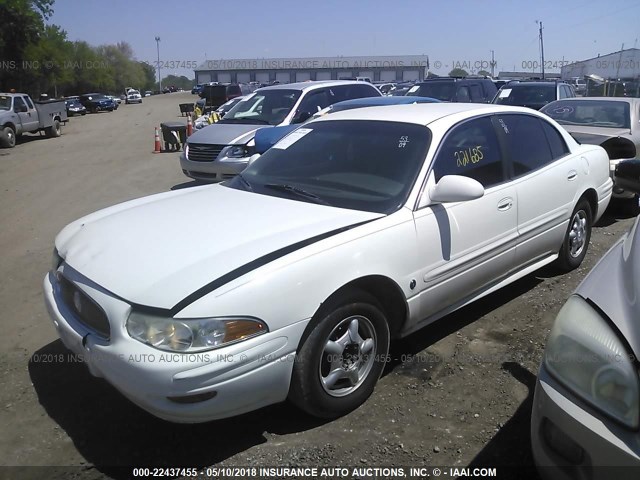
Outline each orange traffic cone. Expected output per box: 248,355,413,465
186,113,193,137
153,126,161,153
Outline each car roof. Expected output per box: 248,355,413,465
551,96,639,105
507,81,560,87
332,96,441,108
256,80,368,92
313,103,534,126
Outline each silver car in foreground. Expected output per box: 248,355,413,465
532,168,640,478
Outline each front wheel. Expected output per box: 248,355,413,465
289,290,390,418
557,200,592,271
0,126,16,148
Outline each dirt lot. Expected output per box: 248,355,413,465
0,93,636,480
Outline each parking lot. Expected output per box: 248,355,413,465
0,92,636,479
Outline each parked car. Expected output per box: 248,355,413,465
162,86,178,93
196,83,253,112
45,103,612,423
254,95,442,154
79,93,115,113
531,188,640,478
65,98,87,116
0,92,68,147
541,97,640,201
215,95,246,118
568,77,587,95
407,77,498,103
493,81,576,110
125,90,143,104
182,80,382,182
375,82,396,95
105,96,119,109
192,84,203,95
144,91,152,97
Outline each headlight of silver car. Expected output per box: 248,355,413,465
126,311,268,352
545,295,640,429
226,139,255,159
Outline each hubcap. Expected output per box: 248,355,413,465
319,316,377,397
568,210,588,258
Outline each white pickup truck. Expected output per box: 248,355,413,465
0,92,68,148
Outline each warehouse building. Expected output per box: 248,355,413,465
194,55,430,85
561,48,640,80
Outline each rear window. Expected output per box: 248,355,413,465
227,85,242,95
494,85,555,106
407,82,456,101
541,100,631,129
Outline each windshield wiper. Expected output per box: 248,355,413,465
263,183,331,206
236,173,253,191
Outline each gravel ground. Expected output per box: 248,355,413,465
0,93,635,480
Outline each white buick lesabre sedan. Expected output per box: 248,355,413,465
44,104,613,423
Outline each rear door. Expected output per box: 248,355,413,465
493,114,578,266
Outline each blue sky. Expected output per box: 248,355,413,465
49,0,640,78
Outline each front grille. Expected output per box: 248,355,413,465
187,143,227,162
58,275,110,340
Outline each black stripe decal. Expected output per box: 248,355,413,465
132,218,379,316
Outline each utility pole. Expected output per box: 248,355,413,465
613,43,624,96
155,36,161,91
537,21,545,80
490,50,496,77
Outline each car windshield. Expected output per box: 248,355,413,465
220,89,302,125
407,83,456,101
0,96,11,110
224,120,431,213
494,84,555,106
541,100,631,129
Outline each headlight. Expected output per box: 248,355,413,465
52,247,63,272
126,311,268,352
227,145,248,158
545,295,639,429
184,143,189,159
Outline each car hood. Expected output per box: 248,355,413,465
56,185,382,311
576,217,640,358
187,122,271,146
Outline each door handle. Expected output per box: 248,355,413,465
497,197,513,211
567,170,578,181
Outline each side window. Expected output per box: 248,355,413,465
433,116,505,188
296,89,330,116
14,97,26,111
568,85,576,97
24,97,34,109
494,114,554,177
541,120,570,159
455,86,471,102
469,84,483,102
559,86,568,99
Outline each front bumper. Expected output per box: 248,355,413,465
43,269,307,423
531,365,640,480
180,153,249,182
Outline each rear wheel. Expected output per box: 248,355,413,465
45,119,61,138
0,126,16,148
556,200,592,271
289,290,390,418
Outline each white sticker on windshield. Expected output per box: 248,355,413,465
273,128,313,149
408,86,419,93
498,88,512,98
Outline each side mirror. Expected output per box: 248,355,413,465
291,111,312,124
429,175,484,203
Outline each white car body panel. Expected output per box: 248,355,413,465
45,103,613,422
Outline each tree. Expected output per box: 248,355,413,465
0,0,55,91
23,24,73,96
159,74,194,91
448,68,469,77
477,70,491,77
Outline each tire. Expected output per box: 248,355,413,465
45,119,61,138
289,289,390,418
94,106,101,113
556,199,592,271
0,126,16,148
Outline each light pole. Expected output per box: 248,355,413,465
155,36,161,91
